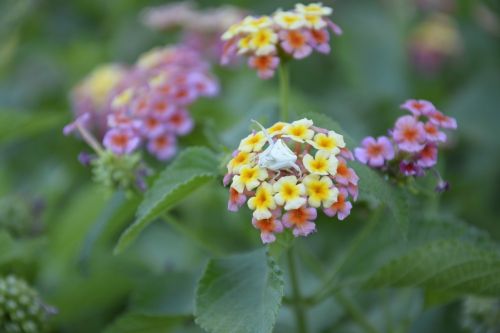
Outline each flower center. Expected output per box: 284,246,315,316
319,137,334,149
412,102,424,110
155,136,169,148
112,134,128,147
337,163,348,176
283,184,297,198
311,183,327,197
257,218,275,232
367,144,382,156
403,127,418,142
290,208,308,225
311,159,326,170
291,126,305,136
242,169,256,181
248,135,260,144
234,153,247,163
289,31,306,47
256,191,269,205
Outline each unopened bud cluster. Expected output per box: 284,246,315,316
0,275,53,333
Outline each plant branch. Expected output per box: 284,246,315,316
287,247,308,333
278,61,290,122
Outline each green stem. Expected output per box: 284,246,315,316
334,291,380,333
278,61,290,122
287,247,308,333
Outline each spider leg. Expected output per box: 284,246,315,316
272,170,281,181
291,163,302,178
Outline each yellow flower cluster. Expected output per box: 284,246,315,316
224,118,359,243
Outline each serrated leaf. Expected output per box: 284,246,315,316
365,240,500,297
103,313,187,333
301,110,409,237
195,248,284,333
114,147,219,254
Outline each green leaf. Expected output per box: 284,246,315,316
353,164,409,237
103,313,187,333
0,231,46,268
195,248,284,333
114,147,219,254
130,272,199,316
0,109,66,145
365,239,500,297
300,110,409,237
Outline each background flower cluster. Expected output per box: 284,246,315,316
68,46,219,161
224,118,359,243
220,2,342,79
355,99,457,190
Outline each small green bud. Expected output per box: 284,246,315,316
91,151,149,194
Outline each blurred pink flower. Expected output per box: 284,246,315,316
401,99,436,116
428,110,457,129
279,30,313,59
354,136,395,167
103,128,140,155
147,133,177,160
248,55,280,79
417,144,438,167
393,115,426,152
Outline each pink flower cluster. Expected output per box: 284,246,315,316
220,3,342,79
354,99,457,191
67,46,218,161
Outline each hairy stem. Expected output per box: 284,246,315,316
76,123,104,155
278,61,290,122
287,247,308,333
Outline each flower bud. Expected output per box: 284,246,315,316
0,275,55,333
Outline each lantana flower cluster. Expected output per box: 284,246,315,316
103,46,219,160
66,46,218,161
220,3,342,79
354,99,457,191
224,118,359,244
65,46,218,193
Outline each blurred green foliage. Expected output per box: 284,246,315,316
1,0,500,332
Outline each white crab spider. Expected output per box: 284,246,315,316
251,120,302,176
